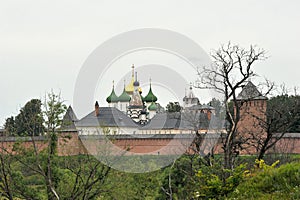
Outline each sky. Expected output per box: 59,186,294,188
1,0,300,126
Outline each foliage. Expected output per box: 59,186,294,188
254,158,279,171
194,163,247,199
157,156,197,200
166,102,182,113
44,92,67,133
3,116,15,136
208,98,226,119
229,161,300,200
1,152,300,199
267,94,300,133
4,99,44,136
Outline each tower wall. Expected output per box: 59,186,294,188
236,99,267,151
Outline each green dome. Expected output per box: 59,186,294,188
118,88,131,102
106,88,119,103
144,85,157,102
148,102,157,111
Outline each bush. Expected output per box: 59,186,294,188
228,162,300,200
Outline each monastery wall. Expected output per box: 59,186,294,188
1,132,300,157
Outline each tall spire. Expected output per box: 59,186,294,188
134,72,140,87
132,64,135,77
126,65,135,94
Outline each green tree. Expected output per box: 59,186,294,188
166,102,182,113
4,99,44,136
252,94,300,160
4,116,16,136
208,97,226,119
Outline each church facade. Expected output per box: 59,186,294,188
106,65,159,124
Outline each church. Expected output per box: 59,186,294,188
56,68,300,156
73,65,216,136
105,65,159,124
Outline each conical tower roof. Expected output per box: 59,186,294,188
144,80,157,102
61,105,78,130
237,81,267,100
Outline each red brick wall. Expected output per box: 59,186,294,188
0,137,48,154
1,131,300,156
57,131,87,156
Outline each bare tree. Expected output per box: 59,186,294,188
196,42,267,170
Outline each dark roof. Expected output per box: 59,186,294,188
141,112,208,130
75,107,139,128
237,81,267,100
187,104,215,110
61,106,78,130
141,112,182,130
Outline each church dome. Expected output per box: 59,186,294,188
125,64,135,94
125,77,135,94
125,65,142,94
133,80,140,87
144,85,157,102
106,87,119,103
118,88,131,102
148,102,157,111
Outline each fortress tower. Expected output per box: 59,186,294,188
236,81,268,149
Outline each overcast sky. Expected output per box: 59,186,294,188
1,0,299,126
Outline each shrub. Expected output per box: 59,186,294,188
229,162,300,200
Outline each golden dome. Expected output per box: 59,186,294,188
138,87,142,93
125,76,135,94
125,64,142,94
